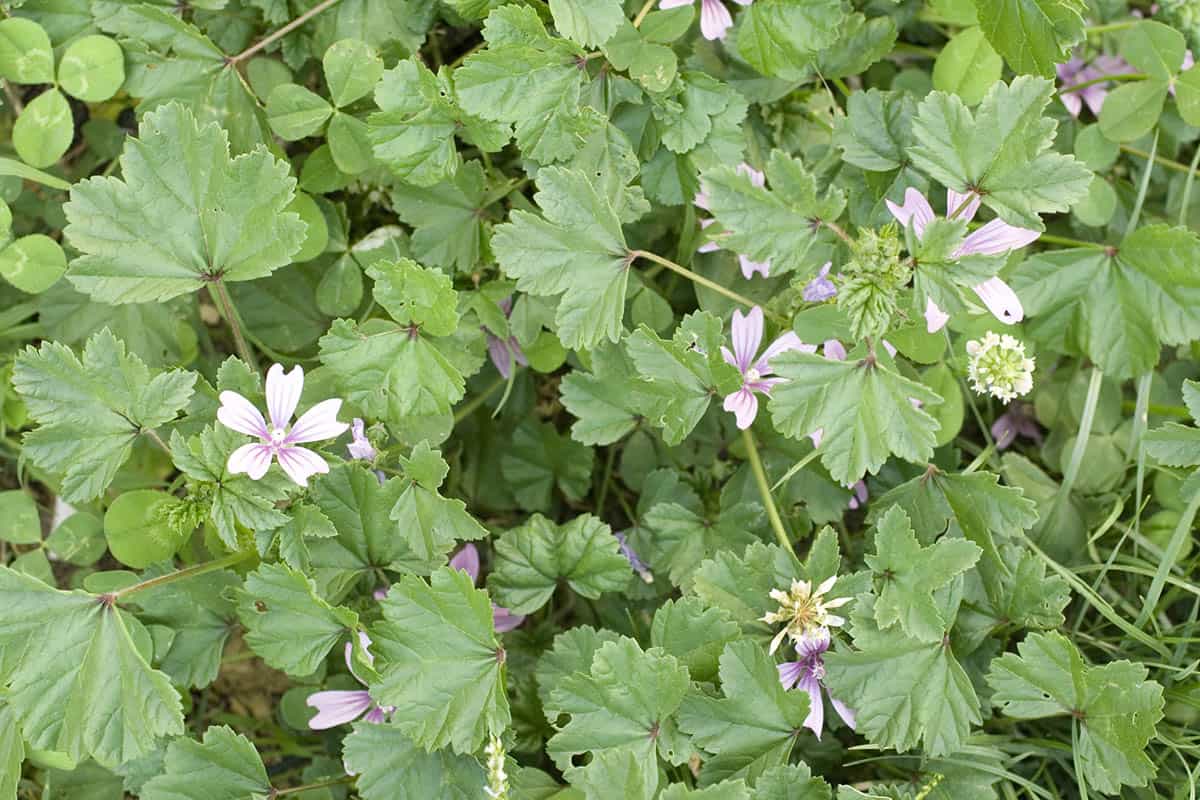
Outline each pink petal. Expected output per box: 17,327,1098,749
493,606,526,632
956,219,1040,257
1059,91,1083,118
796,627,831,657
305,690,374,730
699,0,733,39
450,543,481,584
362,706,388,724
972,277,1024,325
730,307,764,373
831,696,856,729
1080,84,1109,115
808,428,823,448
488,335,513,379
924,297,950,333
756,332,813,374
799,674,825,738
265,363,304,430
227,443,274,480
344,631,375,682
275,446,330,487
881,340,897,358
823,340,846,361
287,399,350,444
738,254,771,279
217,391,269,439
347,418,376,461
736,163,765,187
885,187,934,239
723,388,759,429
778,661,805,690
694,190,712,211
946,189,980,222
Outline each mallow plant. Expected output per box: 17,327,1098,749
2,0,1200,797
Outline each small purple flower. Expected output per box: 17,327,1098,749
450,543,527,633
777,628,856,739
802,262,837,302
887,188,1036,333
218,363,349,486
1057,54,1135,117
347,418,376,462
695,164,772,279
614,531,653,583
991,401,1043,450
306,632,394,729
659,0,752,40
484,297,528,380
721,306,813,429
846,480,868,510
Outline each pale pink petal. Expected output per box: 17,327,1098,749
698,217,720,253
347,418,376,461
659,0,694,7
885,187,934,239
287,399,350,444
823,340,846,361
450,543,481,584
972,277,1024,325
362,706,388,724
757,332,810,371
946,189,980,222
730,307,764,373
924,297,950,333
488,335,513,378
831,696,856,729
1080,83,1110,115
723,388,759,429
699,0,733,39
730,0,752,4
736,163,765,187
265,364,304,430
881,340,897,358
808,428,823,448
1060,91,1083,118
344,630,376,684
275,446,330,487
694,190,711,211
778,661,805,690
738,254,771,279
799,674,825,737
956,219,1040,257
373,586,389,600
493,606,526,632
227,443,274,480
720,345,738,370
217,391,269,439
306,690,374,730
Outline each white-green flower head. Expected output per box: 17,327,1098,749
966,331,1035,404
760,575,851,655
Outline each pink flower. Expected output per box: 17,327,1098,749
217,364,349,486
1057,54,1135,117
695,163,772,278
347,418,376,462
846,480,868,510
802,262,836,302
450,543,526,633
886,187,1037,333
659,0,751,40
721,306,812,429
306,632,393,729
484,297,527,379
777,627,856,739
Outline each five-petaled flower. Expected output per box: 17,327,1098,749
777,627,856,739
660,0,752,40
722,306,811,429
306,632,394,729
218,363,349,486
761,575,851,655
886,187,1038,333
1056,54,1134,117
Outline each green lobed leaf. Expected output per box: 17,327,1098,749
973,0,1086,77
650,597,742,684
367,257,461,336
734,0,845,80
341,723,487,800
139,726,270,800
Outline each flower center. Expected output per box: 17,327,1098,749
745,367,761,383
269,427,288,446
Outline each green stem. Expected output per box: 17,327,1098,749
1137,480,1200,627
632,0,656,27
112,550,255,600
889,42,940,59
1044,367,1103,535
1085,20,1137,34
631,250,788,324
770,448,821,492
963,441,995,473
210,278,258,369
229,0,343,63
741,428,795,559
832,77,852,97
453,374,509,424
1178,142,1200,227
273,776,355,797
1059,72,1146,95
1121,144,1197,175
142,427,171,454
1120,400,1190,417
1036,233,1105,249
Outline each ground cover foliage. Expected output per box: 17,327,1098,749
1,0,1200,797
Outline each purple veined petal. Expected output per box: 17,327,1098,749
265,363,304,431
798,673,825,737
756,331,811,373
802,262,837,302
730,307,764,373
659,0,694,8
738,254,771,279
1059,90,1083,118
1079,83,1110,116
885,187,934,239
956,219,1040,257
288,398,350,444
1057,56,1085,82
450,543,481,584
723,388,759,429
306,690,374,730
217,391,270,439
972,277,1024,325
275,446,331,487
830,695,856,729
487,335,513,379
498,296,514,317
699,0,733,39
823,340,846,361
227,443,274,480
493,606,526,633
778,661,805,690
1093,53,1136,75
348,418,376,461
796,627,831,657
945,188,980,222
746,376,786,394
362,706,388,724
735,162,765,187
924,297,951,333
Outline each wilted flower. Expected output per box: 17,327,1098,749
696,163,772,278
886,187,1037,333
802,262,837,302
778,627,856,739
659,0,751,40
1057,54,1134,117
485,297,528,380
966,332,1035,403
992,402,1043,449
761,575,851,655
484,734,510,800
615,531,653,583
218,363,349,486
451,543,526,633
721,306,812,429
306,632,394,729
347,418,376,462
